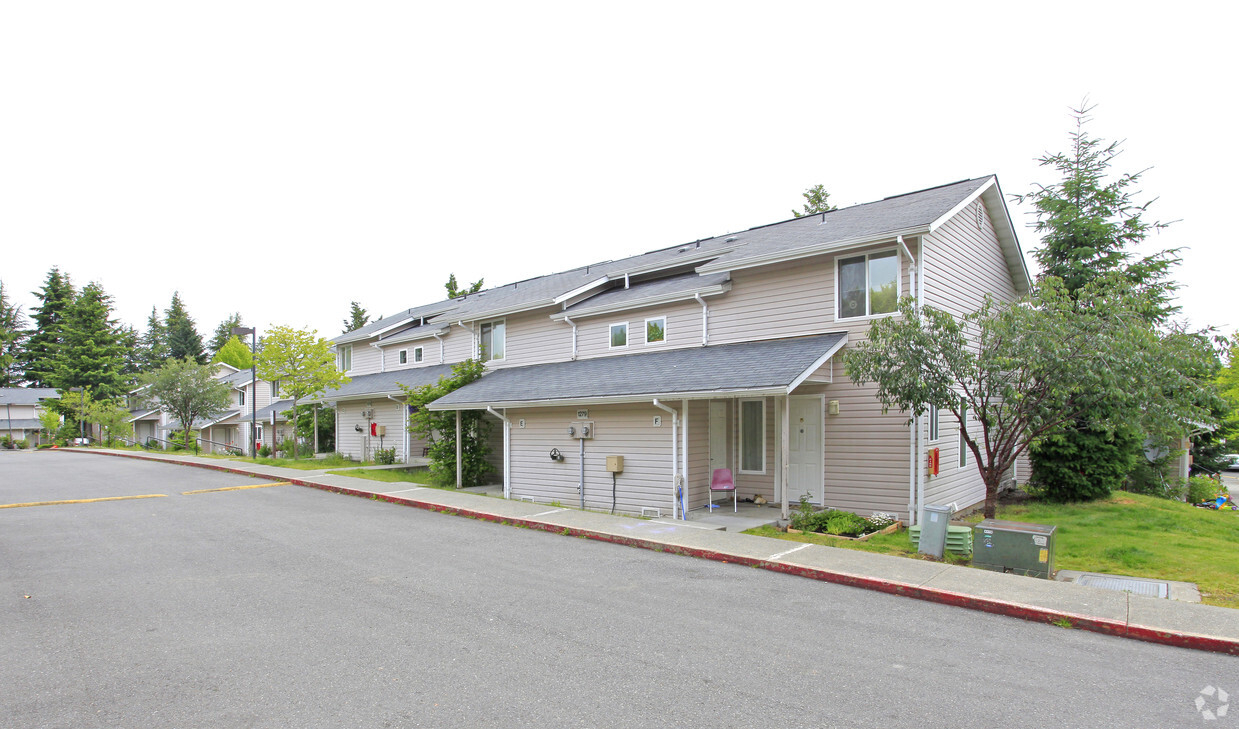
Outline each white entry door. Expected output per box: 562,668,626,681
708,401,728,479
788,396,824,504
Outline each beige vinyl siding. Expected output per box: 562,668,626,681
346,340,384,376
381,340,442,371
507,403,676,515
440,326,474,364
684,400,710,509
495,309,570,367
574,301,703,360
922,407,985,513
334,399,418,462
923,202,1018,315
483,413,505,483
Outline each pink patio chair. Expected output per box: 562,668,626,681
710,468,737,512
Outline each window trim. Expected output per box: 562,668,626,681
238,389,245,407
338,344,352,373
398,349,408,365
644,316,667,345
609,321,629,349
739,398,766,475
834,248,901,321
413,346,423,363
271,380,280,398
927,404,939,442
479,319,506,362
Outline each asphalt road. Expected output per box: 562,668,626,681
2,451,1235,728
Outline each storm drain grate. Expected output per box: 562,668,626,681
1075,574,1169,599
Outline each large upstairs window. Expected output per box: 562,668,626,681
480,320,505,361
838,250,898,319
338,344,352,372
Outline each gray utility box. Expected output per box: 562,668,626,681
917,504,954,558
973,519,1056,579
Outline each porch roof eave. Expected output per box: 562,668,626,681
426,386,794,411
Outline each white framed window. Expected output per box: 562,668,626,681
609,322,628,348
645,316,666,344
480,320,505,361
414,346,423,363
398,349,408,365
271,380,280,398
238,389,245,407
927,404,939,441
739,398,765,474
837,250,899,319
958,397,969,468
338,345,352,372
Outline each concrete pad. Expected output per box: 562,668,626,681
922,566,1130,622
1127,597,1239,641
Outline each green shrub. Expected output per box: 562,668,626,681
789,496,877,537
0,435,11,449
375,447,397,465
1030,424,1141,502
1187,475,1225,504
824,510,870,536
257,443,272,457
14,439,28,450
1126,455,1181,498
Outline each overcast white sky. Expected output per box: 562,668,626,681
3,2,1234,343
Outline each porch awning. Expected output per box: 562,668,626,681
310,364,457,403
428,332,847,410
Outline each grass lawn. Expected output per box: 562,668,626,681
746,492,1239,609
202,453,364,470
327,467,438,486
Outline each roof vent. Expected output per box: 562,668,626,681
677,248,686,253
725,236,738,242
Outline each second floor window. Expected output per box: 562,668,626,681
271,380,281,398
645,317,666,344
838,250,898,319
399,350,407,365
609,322,628,348
480,321,505,361
338,345,352,372
414,346,424,363
238,389,245,407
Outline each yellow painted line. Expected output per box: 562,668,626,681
181,481,290,495
0,494,167,509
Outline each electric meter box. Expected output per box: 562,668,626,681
605,455,624,473
973,519,1056,579
375,425,386,437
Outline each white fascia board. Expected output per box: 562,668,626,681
786,333,849,393
128,383,151,395
695,228,930,275
927,176,996,234
376,326,452,347
307,389,406,404
552,276,610,306
549,282,731,321
983,180,1032,294
456,298,558,323
126,409,161,423
333,315,420,345
426,386,790,411
617,247,738,277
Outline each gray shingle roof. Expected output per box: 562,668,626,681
0,388,60,405
378,322,451,344
253,401,292,421
560,272,730,316
315,364,459,401
429,333,847,409
1,418,42,430
218,369,253,386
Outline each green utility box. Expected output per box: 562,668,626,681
972,519,1056,579
908,525,973,558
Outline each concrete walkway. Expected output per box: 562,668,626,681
57,447,1239,656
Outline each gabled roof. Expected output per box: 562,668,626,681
0,388,60,405
218,369,254,387
429,333,847,409
377,323,452,346
553,272,731,320
312,364,459,402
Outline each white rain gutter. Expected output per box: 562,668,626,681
486,406,512,499
370,342,386,372
563,315,578,360
652,399,680,520
432,331,445,364
457,321,477,359
897,235,921,527
694,293,709,346
388,395,408,463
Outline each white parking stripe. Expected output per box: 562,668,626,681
380,487,425,495
767,543,812,561
528,508,568,517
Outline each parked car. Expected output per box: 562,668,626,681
1223,454,1239,471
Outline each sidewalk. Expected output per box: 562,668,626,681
59,447,1239,656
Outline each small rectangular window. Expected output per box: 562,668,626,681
338,345,352,372
958,398,969,468
609,322,628,348
398,349,407,365
414,346,423,363
239,389,245,407
740,399,765,473
480,321,505,361
645,317,666,344
928,404,939,441
838,250,899,319
271,380,280,398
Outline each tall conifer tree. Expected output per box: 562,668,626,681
0,280,27,387
54,282,127,400
165,292,206,364
22,267,75,387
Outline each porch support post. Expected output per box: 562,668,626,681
313,405,319,456
486,406,512,500
681,399,688,519
781,394,791,521
456,409,462,489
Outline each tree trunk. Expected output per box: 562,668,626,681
983,479,999,519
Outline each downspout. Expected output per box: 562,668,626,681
432,331,445,364
694,293,709,346
371,342,386,372
652,399,679,520
898,235,921,527
681,398,689,519
563,315,578,360
387,395,407,463
486,406,511,499
457,321,477,359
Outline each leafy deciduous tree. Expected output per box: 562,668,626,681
401,359,491,486
791,184,837,217
139,358,232,452
843,279,1218,519
255,325,349,459
212,335,254,370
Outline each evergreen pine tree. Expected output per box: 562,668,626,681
1017,104,1180,501
0,280,28,387
342,302,370,333
209,313,243,355
53,282,127,400
165,292,206,364
139,306,170,372
22,267,75,387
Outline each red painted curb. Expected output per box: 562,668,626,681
54,448,1239,656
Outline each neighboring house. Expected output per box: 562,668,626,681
320,176,1030,524
0,388,61,446
128,364,295,453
